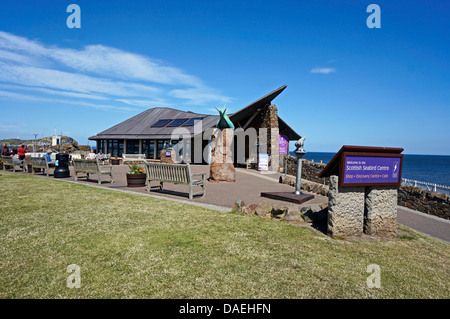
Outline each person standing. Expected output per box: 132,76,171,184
2,143,9,156
18,144,27,160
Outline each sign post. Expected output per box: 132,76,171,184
319,146,403,238
261,136,314,204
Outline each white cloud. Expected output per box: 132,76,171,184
0,31,232,109
169,87,233,105
0,90,137,112
310,67,336,74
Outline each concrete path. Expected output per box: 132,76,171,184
397,206,450,244
8,164,450,243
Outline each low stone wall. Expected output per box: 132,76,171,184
285,156,329,185
398,185,450,219
282,156,450,220
279,175,329,197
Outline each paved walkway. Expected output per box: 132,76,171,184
8,164,450,243
28,164,327,209
397,206,450,244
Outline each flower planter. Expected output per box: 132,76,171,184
111,159,120,165
126,174,146,187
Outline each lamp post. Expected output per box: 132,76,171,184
33,134,38,154
294,136,306,195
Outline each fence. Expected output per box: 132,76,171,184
401,178,450,195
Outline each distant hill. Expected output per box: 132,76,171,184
0,136,77,146
0,136,91,153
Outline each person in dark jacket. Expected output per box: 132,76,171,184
2,143,10,156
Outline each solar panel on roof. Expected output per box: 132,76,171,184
151,119,172,127
181,118,204,126
167,118,189,127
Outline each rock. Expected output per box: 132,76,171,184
300,206,310,215
284,205,301,221
255,200,272,217
301,210,314,223
271,205,288,218
301,206,328,223
233,200,246,213
242,203,258,215
209,128,235,182
209,162,236,182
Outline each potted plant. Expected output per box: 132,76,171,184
126,163,146,187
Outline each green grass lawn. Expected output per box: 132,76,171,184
0,172,449,298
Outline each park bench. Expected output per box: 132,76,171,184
144,161,206,200
31,156,55,177
73,159,114,185
1,156,25,172
123,154,146,164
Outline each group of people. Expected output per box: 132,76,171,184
2,143,28,164
2,143,55,165
2,143,108,165
86,149,108,162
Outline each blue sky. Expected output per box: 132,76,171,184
0,0,448,155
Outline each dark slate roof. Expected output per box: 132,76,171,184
89,107,219,140
89,85,300,141
229,85,287,123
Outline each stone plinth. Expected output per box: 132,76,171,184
364,186,398,238
327,175,365,238
209,128,235,182
160,150,175,164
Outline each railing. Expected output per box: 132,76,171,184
401,178,450,195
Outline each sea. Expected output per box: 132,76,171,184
290,152,450,189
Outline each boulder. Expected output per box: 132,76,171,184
255,200,272,217
210,162,236,182
233,200,246,213
242,203,258,216
301,206,328,223
284,205,301,221
271,205,288,218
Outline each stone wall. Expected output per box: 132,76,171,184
285,156,329,185
282,155,449,220
398,185,450,219
245,104,280,172
279,175,329,197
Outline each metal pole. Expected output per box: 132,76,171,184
293,136,307,196
294,152,306,195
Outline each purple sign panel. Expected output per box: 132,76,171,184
342,155,402,185
279,135,288,155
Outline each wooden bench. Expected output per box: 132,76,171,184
31,157,54,176
1,156,25,172
73,159,114,185
144,161,206,200
123,154,146,164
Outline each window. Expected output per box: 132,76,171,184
142,140,155,159
126,140,140,154
156,139,169,159
98,140,106,153
107,139,124,157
